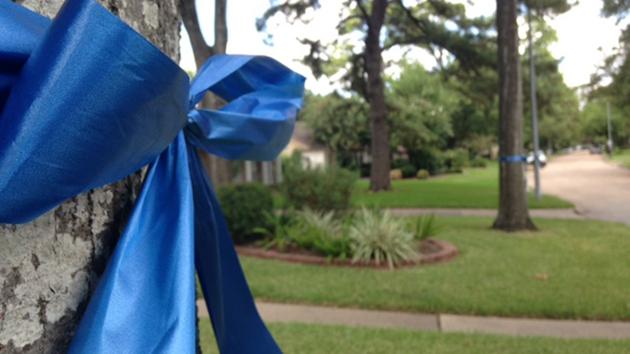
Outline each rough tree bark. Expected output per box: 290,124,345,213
180,0,232,187
363,0,391,192
0,1,180,353
493,0,536,231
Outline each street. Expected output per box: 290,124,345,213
530,151,630,225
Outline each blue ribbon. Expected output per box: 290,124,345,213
0,0,305,353
499,155,527,164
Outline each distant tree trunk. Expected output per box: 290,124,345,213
180,0,232,187
365,0,391,192
493,0,536,231
0,1,180,353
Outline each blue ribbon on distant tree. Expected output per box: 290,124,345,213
499,155,528,164
0,0,305,352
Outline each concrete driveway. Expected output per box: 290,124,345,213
529,151,630,225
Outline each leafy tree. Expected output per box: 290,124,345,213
579,1,630,147
521,18,581,151
387,62,455,154
300,93,370,167
258,0,494,192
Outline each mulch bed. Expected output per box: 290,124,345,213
235,239,458,269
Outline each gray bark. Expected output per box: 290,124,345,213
0,1,180,353
493,0,536,231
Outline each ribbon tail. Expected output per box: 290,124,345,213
188,147,281,354
68,132,197,353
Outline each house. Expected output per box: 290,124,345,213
281,121,330,169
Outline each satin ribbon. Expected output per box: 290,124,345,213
0,0,305,353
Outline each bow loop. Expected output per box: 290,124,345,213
186,55,305,161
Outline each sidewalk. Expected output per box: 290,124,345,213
387,208,583,220
197,300,630,340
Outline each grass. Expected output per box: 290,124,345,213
239,217,630,321
352,163,572,209
200,321,630,354
611,149,630,168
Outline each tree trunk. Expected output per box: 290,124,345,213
0,1,180,353
366,0,391,192
493,0,536,231
180,0,232,187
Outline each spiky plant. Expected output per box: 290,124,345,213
349,208,418,269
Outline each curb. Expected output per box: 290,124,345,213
236,239,458,269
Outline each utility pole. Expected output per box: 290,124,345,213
607,101,614,155
528,7,542,200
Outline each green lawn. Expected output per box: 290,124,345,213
240,217,630,321
200,321,630,354
352,164,572,209
611,149,630,168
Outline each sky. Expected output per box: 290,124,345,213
180,0,628,93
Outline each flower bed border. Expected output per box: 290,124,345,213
236,239,458,269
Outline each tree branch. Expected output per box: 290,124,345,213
214,0,228,54
179,0,212,68
355,0,371,26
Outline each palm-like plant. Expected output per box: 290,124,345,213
349,208,418,269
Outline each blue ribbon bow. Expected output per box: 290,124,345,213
0,0,305,353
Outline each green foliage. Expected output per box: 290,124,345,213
443,148,469,173
470,157,488,168
348,209,418,269
300,93,369,167
399,164,417,179
408,148,445,175
388,63,455,153
580,98,628,146
240,217,630,321
412,214,441,242
218,183,274,244
281,153,357,212
287,209,352,259
392,159,417,178
416,169,430,179
522,19,581,151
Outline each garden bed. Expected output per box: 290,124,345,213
236,239,458,269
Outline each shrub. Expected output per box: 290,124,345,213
400,164,417,178
349,208,418,269
217,183,274,244
443,148,469,173
390,169,403,180
288,209,351,259
412,214,441,242
416,169,430,179
409,148,445,175
470,156,488,168
281,162,356,213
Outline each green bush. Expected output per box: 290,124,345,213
217,183,274,244
411,214,441,242
470,156,488,168
408,148,445,175
400,164,417,178
281,160,356,212
349,208,418,269
416,169,430,179
443,148,469,173
288,209,351,259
